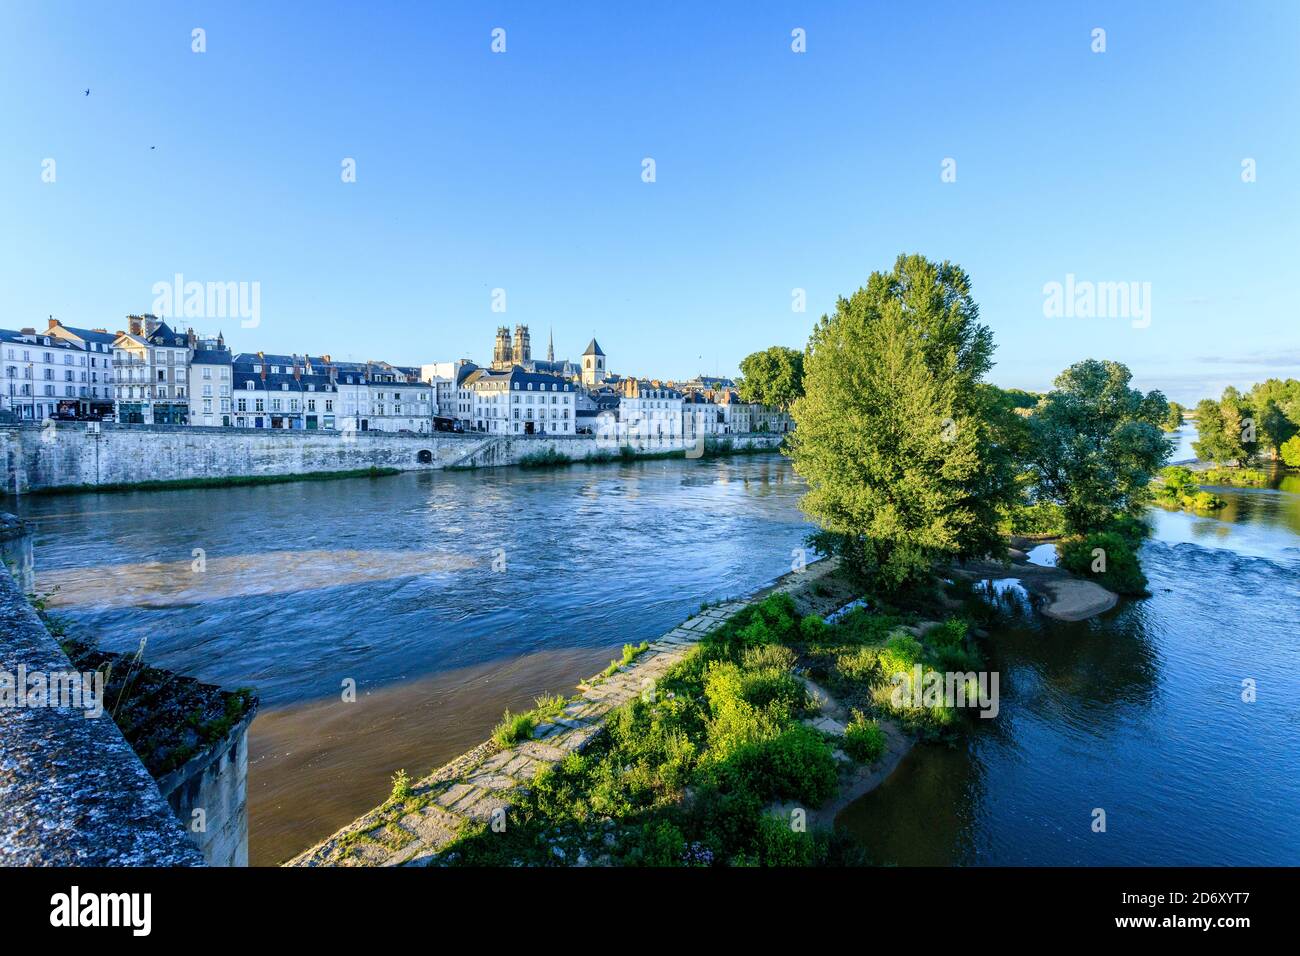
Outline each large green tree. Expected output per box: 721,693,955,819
1193,386,1257,465
788,254,1017,591
737,346,804,409
1027,360,1171,535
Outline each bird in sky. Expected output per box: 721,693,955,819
83,88,90,96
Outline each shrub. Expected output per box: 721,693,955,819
1007,500,1067,536
1282,434,1300,468
634,820,687,867
492,709,534,747
842,712,887,763
717,724,838,805
1203,466,1269,487
518,447,572,468
389,768,413,802
829,607,900,646
1058,532,1148,596
876,633,924,681
743,814,828,866
798,613,828,644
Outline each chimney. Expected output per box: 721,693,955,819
128,315,143,336
46,316,61,331
20,327,35,335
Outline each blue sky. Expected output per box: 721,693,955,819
2,1,1296,403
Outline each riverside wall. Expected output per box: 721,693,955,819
0,423,784,494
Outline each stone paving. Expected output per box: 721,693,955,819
287,558,842,867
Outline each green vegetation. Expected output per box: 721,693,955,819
491,693,570,747
842,712,886,763
1283,435,1300,469
1058,532,1149,596
602,641,651,677
440,590,984,866
737,346,805,410
389,769,413,803
1163,400,1185,431
521,437,775,470
1005,500,1068,537
518,447,572,468
1153,466,1224,512
30,466,401,496
1194,379,1300,465
1025,359,1171,536
789,254,1017,593
1201,466,1269,487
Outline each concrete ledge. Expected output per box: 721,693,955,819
0,526,202,866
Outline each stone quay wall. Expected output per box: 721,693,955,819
0,423,784,493
0,515,202,866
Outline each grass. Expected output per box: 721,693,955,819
601,641,650,677
491,692,571,747
28,466,401,496
437,586,987,867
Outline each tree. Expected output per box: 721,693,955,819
1026,359,1171,536
1247,378,1300,456
1162,400,1184,431
738,346,804,409
789,254,1017,591
1281,434,1300,468
1193,387,1257,465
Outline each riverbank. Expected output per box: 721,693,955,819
288,553,1010,867
951,539,1118,622
0,423,785,494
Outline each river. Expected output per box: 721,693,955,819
838,425,1300,864
8,454,811,864
9,429,1299,865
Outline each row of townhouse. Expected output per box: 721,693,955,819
0,322,117,422
228,353,435,432
611,379,793,440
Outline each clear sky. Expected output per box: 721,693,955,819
2,1,1296,403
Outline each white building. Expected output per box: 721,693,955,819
232,352,339,431
466,366,576,435
188,335,233,427
618,379,683,439
681,390,724,437
45,319,117,418
1,328,91,422
581,338,607,387
112,315,193,425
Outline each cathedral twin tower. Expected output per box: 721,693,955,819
492,325,538,370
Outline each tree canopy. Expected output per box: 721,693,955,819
737,346,804,409
1026,359,1171,535
789,254,1016,591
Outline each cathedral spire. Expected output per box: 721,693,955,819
548,327,554,363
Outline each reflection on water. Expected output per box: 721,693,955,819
839,474,1300,865
40,550,481,609
11,454,811,864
